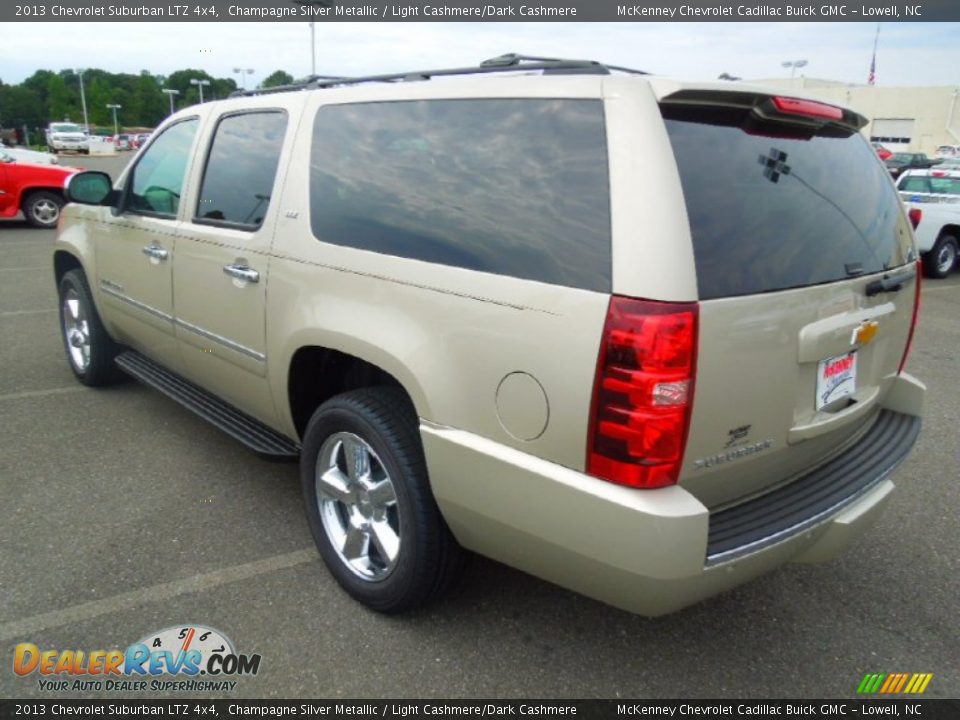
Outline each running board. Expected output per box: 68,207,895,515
115,351,300,461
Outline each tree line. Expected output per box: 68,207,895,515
0,68,295,139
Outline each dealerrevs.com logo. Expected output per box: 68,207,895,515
13,624,261,692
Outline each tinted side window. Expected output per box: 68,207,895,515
310,99,611,292
128,118,198,217
899,177,930,193
929,176,960,195
663,107,912,299
195,111,288,228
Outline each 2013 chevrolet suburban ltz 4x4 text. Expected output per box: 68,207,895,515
53,55,925,616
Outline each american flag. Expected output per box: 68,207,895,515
868,24,880,85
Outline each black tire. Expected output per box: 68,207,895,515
923,234,958,279
22,190,64,229
58,269,122,386
300,387,463,613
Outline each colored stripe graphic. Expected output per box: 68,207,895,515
857,673,886,695
858,672,932,694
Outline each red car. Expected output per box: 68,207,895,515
872,142,893,161
0,152,79,228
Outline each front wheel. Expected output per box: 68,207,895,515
23,190,64,229
923,234,958,279
58,269,121,386
300,388,463,613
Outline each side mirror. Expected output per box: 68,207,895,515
65,171,114,206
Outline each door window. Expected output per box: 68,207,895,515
128,118,199,218
194,111,288,229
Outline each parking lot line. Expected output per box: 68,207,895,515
0,309,57,317
0,266,49,272
0,548,318,642
0,386,88,402
922,284,960,293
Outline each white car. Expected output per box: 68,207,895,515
0,142,59,165
934,144,960,159
45,123,89,154
897,168,960,277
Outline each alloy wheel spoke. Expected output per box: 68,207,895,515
341,436,371,484
341,524,369,561
367,478,397,509
316,467,353,504
66,298,80,322
369,520,400,563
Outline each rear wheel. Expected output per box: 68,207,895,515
923,234,958,279
23,190,64,229
300,388,463,613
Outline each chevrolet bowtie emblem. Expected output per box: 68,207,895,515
852,320,879,346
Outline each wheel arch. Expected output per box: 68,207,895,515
284,341,428,441
937,224,960,242
53,249,84,286
20,185,65,208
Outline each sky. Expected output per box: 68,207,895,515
4,22,959,88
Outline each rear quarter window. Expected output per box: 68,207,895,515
309,99,611,292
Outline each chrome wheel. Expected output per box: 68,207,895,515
61,288,91,372
936,241,957,275
31,197,60,226
315,432,400,581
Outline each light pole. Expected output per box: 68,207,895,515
781,59,808,80
293,1,328,76
190,78,211,103
232,67,255,90
162,88,180,115
75,69,89,133
106,104,121,137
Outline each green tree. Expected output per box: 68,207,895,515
0,84,44,128
46,74,73,123
163,69,234,105
261,70,293,89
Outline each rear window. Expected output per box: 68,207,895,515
309,99,611,292
663,106,912,299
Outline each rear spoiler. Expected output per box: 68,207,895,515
659,89,868,133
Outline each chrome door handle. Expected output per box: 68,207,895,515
142,244,169,261
223,264,260,283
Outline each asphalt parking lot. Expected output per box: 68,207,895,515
1,152,958,700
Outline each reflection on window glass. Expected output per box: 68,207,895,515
899,177,930,193
310,99,611,292
664,109,912,299
196,112,288,228
129,119,198,217
929,177,960,195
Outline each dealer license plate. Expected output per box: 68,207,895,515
816,351,857,411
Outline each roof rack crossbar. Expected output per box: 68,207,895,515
228,53,648,98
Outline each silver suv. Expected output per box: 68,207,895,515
54,55,925,615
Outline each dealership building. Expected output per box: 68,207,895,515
750,77,960,155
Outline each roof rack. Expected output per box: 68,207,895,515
229,53,647,98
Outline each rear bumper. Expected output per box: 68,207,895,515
422,381,922,616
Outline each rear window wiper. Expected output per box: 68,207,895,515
865,269,915,296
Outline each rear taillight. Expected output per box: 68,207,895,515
898,259,922,375
908,207,922,230
771,96,844,121
587,297,698,489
